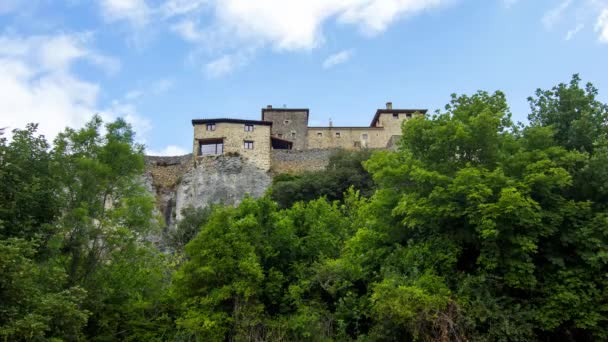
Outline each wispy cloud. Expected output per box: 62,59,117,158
99,0,151,27
171,19,204,42
542,0,572,29
565,23,584,40
596,8,608,43
323,49,354,69
205,52,250,78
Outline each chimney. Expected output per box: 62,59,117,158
267,105,272,109
329,118,333,128
386,102,393,110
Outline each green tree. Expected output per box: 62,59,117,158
271,149,375,208
528,74,608,153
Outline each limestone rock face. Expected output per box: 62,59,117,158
144,155,272,230
175,156,272,221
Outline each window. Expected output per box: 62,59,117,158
406,113,412,119
361,133,368,140
199,139,223,156
291,132,296,139
206,123,216,131
354,141,361,148
317,132,323,137
336,132,341,138
244,124,254,132
392,113,399,119
244,140,254,149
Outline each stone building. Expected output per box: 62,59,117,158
191,102,426,171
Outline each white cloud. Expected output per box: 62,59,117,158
542,0,572,29
161,0,208,17
206,0,446,51
565,23,584,40
0,33,139,142
147,144,189,156
153,0,449,51
171,19,204,42
596,8,608,42
322,49,354,69
99,0,151,27
205,52,250,78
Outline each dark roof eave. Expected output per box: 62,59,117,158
192,118,273,126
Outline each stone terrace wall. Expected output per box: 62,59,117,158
271,148,339,174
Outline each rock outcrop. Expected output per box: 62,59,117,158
144,154,272,228
174,156,272,221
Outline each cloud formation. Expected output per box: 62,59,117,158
99,0,151,27
542,0,572,29
597,8,608,42
98,0,449,76
173,0,447,51
323,49,354,69
0,32,147,142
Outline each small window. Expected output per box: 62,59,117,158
392,113,399,119
406,113,412,119
206,123,216,131
244,124,254,132
284,120,291,125
354,141,361,148
244,140,254,149
336,132,341,138
362,133,368,140
291,132,296,139
317,132,323,137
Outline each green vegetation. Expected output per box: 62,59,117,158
2,75,608,341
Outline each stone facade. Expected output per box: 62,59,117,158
261,106,309,150
192,119,272,171
307,127,387,149
271,149,338,174
191,103,426,171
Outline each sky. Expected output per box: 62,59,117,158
1,0,608,156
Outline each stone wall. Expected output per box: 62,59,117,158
262,108,309,150
307,127,386,149
193,122,272,171
271,148,338,174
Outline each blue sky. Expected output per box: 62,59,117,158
1,0,607,155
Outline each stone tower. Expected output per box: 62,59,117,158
261,106,309,150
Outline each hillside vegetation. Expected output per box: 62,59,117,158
2,75,608,341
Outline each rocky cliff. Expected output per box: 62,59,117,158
144,154,272,229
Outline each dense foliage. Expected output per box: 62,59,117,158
1,75,607,341
271,149,375,208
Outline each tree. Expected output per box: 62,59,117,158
528,74,608,153
271,149,375,208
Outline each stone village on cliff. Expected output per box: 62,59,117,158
145,103,427,227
